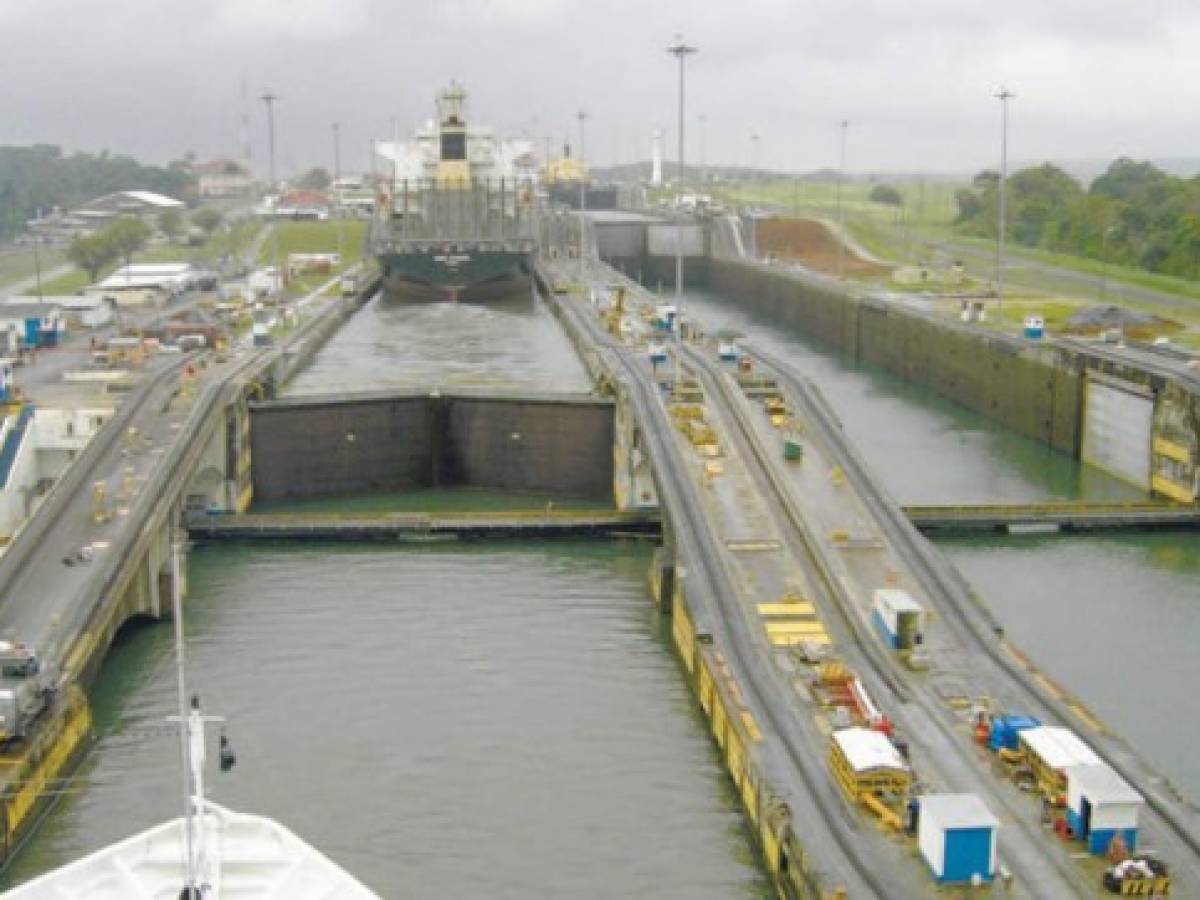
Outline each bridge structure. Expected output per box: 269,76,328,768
904,500,1200,534
186,509,659,541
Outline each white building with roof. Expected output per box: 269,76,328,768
86,263,195,306
72,190,184,229
1019,725,1102,800
1065,763,1143,854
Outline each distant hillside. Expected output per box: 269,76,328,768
0,144,195,240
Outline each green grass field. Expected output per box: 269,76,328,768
0,247,67,291
257,220,367,294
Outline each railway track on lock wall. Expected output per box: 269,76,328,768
679,342,1090,897
549,276,900,899
743,342,1200,892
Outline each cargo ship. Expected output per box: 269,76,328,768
369,84,539,302
543,151,618,211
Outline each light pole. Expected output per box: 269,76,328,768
668,35,697,303
333,122,343,265
699,113,707,183
577,109,588,276
261,90,280,289
31,234,43,301
836,119,849,279
332,122,341,183
995,87,1014,311
751,132,760,176
1099,223,1121,339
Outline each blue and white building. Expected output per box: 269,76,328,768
1065,763,1142,855
918,793,999,884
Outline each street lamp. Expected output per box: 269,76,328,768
836,119,849,279
578,109,588,275
668,34,697,398
667,35,697,302
1099,223,1121,339
261,90,281,289
332,122,341,183
995,87,1015,311
333,122,343,264
751,132,760,176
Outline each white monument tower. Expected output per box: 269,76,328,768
651,128,663,186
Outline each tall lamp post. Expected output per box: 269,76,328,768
668,35,697,302
836,119,849,279
261,90,281,289
578,109,588,275
333,121,343,264
668,35,697,396
995,87,1014,312
1099,223,1121,340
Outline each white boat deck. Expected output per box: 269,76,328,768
2,801,380,899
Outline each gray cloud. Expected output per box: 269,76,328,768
2,0,1199,177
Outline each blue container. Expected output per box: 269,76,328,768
23,318,39,348
988,715,1040,753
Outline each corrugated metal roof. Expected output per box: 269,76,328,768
1067,763,1142,806
920,793,999,830
1020,725,1101,770
121,190,184,208
832,726,906,772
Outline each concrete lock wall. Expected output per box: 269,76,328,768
646,224,705,257
707,258,1083,455
249,391,614,502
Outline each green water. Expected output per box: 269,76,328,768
1,541,770,896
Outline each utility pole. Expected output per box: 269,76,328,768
699,113,707,183
996,87,1014,312
751,132,760,176
578,109,588,276
31,235,43,301
261,91,278,190
332,122,341,183
836,119,849,279
261,90,280,290
668,34,697,303
333,122,343,265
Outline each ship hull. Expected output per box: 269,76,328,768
377,247,532,302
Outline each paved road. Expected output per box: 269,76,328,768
899,227,1200,316
1,263,73,297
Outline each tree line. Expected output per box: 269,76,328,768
954,157,1200,280
0,144,194,242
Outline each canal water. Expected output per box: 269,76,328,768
678,285,1200,801
1,542,770,897
288,290,591,395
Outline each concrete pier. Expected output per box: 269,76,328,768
538,254,1200,899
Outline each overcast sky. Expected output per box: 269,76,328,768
3,0,1200,179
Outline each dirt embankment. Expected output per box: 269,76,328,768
754,218,893,278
